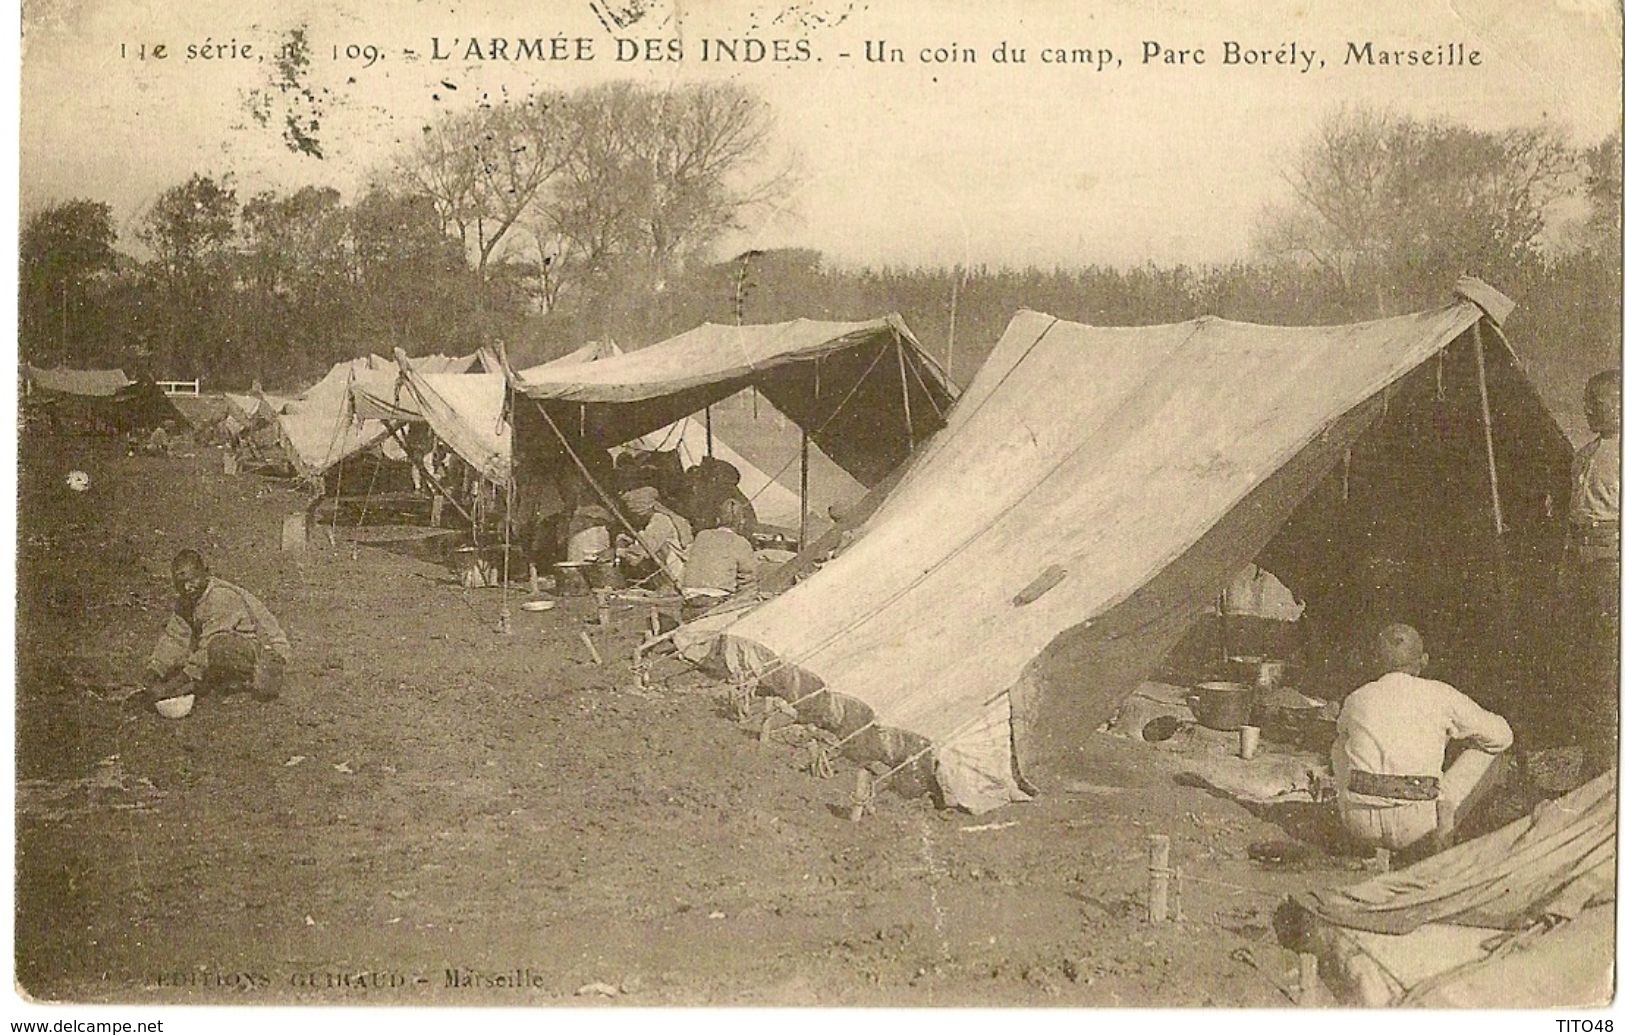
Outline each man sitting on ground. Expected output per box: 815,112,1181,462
1331,623,1513,858
142,549,291,712
681,458,758,535
680,499,761,611
617,485,693,583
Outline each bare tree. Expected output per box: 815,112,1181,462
546,81,796,294
392,91,578,285
1255,106,1578,313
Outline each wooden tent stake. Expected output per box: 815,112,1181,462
1147,834,1171,923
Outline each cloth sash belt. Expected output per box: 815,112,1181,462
1348,770,1440,802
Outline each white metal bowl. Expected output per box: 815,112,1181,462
154,693,195,719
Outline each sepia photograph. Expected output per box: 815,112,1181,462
9,0,1623,1024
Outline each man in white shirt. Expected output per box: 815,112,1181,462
1332,624,1513,857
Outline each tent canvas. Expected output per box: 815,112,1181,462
626,416,805,532
394,339,814,528
512,315,956,491
25,364,131,397
272,352,481,477
705,292,1572,812
1280,771,1615,1006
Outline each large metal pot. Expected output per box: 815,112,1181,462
1188,681,1257,732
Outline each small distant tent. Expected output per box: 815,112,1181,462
508,315,955,545
1280,771,1615,1006
24,364,131,397
698,286,1571,812
24,364,184,433
625,417,805,532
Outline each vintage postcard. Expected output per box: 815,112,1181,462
11,0,1622,1028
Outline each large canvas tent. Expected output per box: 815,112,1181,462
508,315,956,539
701,288,1572,812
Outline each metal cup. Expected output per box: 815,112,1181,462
1239,725,1261,760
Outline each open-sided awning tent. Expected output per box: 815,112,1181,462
706,291,1572,812
509,315,956,496
388,341,813,530
1280,770,1614,1006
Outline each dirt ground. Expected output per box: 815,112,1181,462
17,428,1406,1008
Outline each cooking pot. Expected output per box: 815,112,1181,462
1188,681,1256,732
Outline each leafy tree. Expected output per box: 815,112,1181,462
138,174,239,278
19,199,118,363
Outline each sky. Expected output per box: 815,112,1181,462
17,0,1624,270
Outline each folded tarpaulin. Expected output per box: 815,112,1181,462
26,364,131,397
1294,771,1616,935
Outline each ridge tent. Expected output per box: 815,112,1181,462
702,288,1572,813
508,314,955,542
1279,770,1615,1006
625,417,805,533
385,340,628,485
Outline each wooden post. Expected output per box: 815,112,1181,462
799,429,810,550
849,768,873,823
1296,952,1322,1006
895,335,916,453
1471,320,1512,630
705,406,714,458
579,630,603,665
1147,834,1171,923
1471,321,1507,538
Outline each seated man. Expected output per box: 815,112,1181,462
681,458,758,535
143,549,292,711
616,486,693,583
680,499,761,610
1331,623,1513,857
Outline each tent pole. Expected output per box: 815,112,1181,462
529,398,682,591
1471,321,1507,537
895,333,915,452
800,428,810,549
1471,320,1512,632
